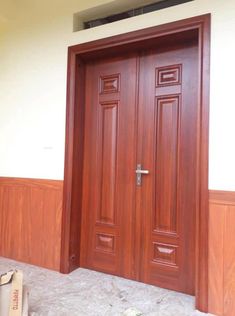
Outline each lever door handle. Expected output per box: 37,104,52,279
136,164,149,186
135,169,149,174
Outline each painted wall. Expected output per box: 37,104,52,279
0,0,235,190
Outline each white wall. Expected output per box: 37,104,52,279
0,0,235,190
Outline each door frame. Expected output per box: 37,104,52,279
61,14,210,312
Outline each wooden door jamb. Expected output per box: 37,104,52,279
61,14,210,312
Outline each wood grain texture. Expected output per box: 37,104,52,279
210,190,235,206
208,203,225,316
80,54,137,279
155,96,179,234
209,190,235,316
62,14,210,312
98,103,118,225
224,206,235,316
80,38,199,293
194,14,210,311
0,177,63,271
139,43,198,295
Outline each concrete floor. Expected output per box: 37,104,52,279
0,257,211,316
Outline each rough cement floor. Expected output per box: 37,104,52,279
0,257,212,316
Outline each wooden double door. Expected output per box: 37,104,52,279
80,41,198,295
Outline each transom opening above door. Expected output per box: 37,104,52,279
73,0,194,31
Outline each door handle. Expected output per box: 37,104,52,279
136,164,149,186
135,169,150,175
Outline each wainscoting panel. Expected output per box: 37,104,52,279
1,179,235,314
209,190,235,316
0,177,63,271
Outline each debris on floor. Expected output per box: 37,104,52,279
123,307,143,315
0,257,210,316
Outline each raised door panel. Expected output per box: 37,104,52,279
154,96,180,236
81,55,137,278
97,102,118,226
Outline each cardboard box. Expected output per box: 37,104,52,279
0,270,28,316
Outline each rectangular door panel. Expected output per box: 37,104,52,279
97,102,118,226
154,95,180,235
